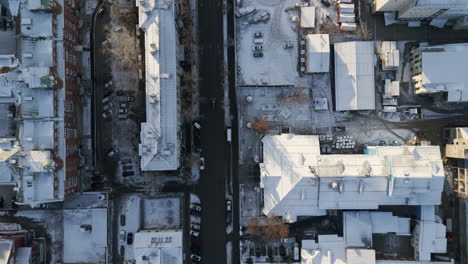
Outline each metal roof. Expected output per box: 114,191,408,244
334,41,376,111
138,0,179,171
306,34,330,73
301,6,316,28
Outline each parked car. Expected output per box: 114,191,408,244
103,102,113,111
101,96,111,104
199,157,205,170
122,171,134,177
191,254,202,262
104,80,113,89
118,114,128,119
120,215,126,226
253,31,263,38
120,96,135,102
226,200,232,212
253,38,264,44
119,230,126,241
122,165,133,171
102,110,113,119
120,245,125,257
119,108,128,114
98,6,106,15
252,45,263,51
225,211,232,224
191,223,200,230
321,0,331,7
190,230,199,237
107,148,119,158
119,103,128,108
121,159,132,165
191,216,201,224
116,90,124,96
191,209,201,216
190,203,201,211
191,237,201,247
283,41,294,49
253,51,264,58
126,232,133,245
193,121,201,129
103,89,113,98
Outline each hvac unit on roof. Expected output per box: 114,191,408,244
160,73,171,79
24,53,33,58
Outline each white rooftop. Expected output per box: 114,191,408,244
134,230,183,264
305,34,330,73
137,0,179,171
418,43,468,102
260,134,444,222
301,6,316,28
19,7,53,38
0,239,13,264
63,209,108,263
334,41,375,111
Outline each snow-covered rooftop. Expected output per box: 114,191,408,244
305,34,330,73
137,0,179,171
19,7,54,38
260,134,445,222
63,209,108,263
417,43,468,102
334,41,375,111
301,209,447,264
301,6,315,28
0,239,13,264
134,230,183,264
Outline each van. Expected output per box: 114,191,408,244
226,127,232,142
102,96,111,104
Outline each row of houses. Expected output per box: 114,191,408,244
0,0,82,207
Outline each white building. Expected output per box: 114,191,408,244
410,43,468,102
301,208,448,264
305,34,330,73
334,41,375,111
373,0,468,21
137,0,180,171
301,6,316,28
260,134,445,223
379,41,400,70
133,230,183,264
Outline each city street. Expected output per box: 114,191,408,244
194,0,229,263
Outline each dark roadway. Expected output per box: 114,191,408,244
194,0,230,263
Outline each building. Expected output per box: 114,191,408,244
379,41,399,70
305,34,329,73
0,0,82,207
372,0,468,22
0,223,37,264
410,43,468,102
62,208,108,263
137,0,181,171
301,207,448,264
444,127,468,196
260,134,445,223
301,6,316,29
334,41,375,111
133,230,183,264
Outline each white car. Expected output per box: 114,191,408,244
191,223,201,230
119,230,126,241
107,148,120,158
226,200,232,212
199,157,205,170
191,254,202,261
191,216,201,224
104,80,113,88
102,109,113,119
190,230,199,237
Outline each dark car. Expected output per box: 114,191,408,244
120,215,126,226
121,158,132,164
321,0,331,7
191,237,201,247
120,245,125,257
122,171,134,177
127,232,133,245
225,211,232,224
253,51,264,58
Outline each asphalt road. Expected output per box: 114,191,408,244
194,0,228,263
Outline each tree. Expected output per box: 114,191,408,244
251,118,269,134
102,25,139,70
246,215,289,241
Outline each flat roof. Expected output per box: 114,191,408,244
301,6,316,28
334,41,375,111
137,0,179,171
261,134,444,222
63,209,107,263
305,34,330,73
419,43,468,102
134,230,183,264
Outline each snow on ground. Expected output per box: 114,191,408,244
85,0,98,15
190,193,200,204
237,0,313,86
119,195,141,261
14,210,64,263
142,197,181,229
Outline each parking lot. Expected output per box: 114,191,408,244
93,2,144,189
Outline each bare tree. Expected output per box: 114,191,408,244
246,215,289,241
251,118,269,134
102,25,139,70
277,88,307,104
